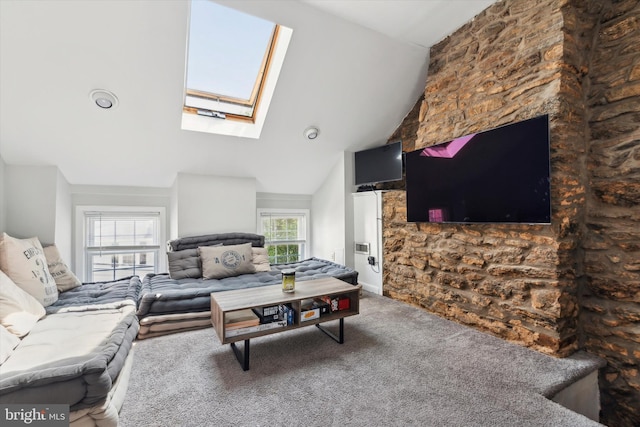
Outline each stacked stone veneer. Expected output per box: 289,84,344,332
382,0,639,425
581,1,640,425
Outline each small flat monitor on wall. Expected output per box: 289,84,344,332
405,114,551,224
354,140,403,188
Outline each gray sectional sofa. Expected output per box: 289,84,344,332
1,232,359,426
136,232,359,338
1,275,141,427
2,307,138,425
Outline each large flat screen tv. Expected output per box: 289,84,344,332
354,140,403,187
405,114,551,224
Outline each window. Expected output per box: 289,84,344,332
185,1,277,121
76,207,166,282
181,1,293,138
257,209,309,264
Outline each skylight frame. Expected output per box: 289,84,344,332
183,2,280,123
181,3,292,139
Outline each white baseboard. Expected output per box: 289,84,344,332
359,282,382,295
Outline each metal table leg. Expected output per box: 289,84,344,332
230,339,250,371
316,318,344,344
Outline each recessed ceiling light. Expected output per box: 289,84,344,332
89,89,119,109
304,126,319,140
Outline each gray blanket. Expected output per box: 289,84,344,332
137,257,358,318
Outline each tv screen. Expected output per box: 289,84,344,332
354,140,403,186
405,114,551,224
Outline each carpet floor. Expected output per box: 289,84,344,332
119,292,603,427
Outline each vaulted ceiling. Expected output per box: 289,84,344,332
0,0,496,194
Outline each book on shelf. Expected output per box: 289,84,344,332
314,299,331,315
252,306,280,324
279,304,295,325
319,294,350,312
300,298,332,318
254,305,280,318
225,320,287,337
225,309,260,329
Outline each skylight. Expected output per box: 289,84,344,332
182,1,292,137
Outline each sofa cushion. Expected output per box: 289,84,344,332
0,324,21,364
43,244,81,292
0,269,46,337
0,233,58,306
199,243,256,279
169,232,265,252
0,306,139,411
46,276,141,314
252,247,271,272
167,248,202,279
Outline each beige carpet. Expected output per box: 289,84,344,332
119,292,603,426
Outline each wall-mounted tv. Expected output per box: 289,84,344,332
405,114,551,224
354,140,403,188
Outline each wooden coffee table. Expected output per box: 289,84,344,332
211,277,360,370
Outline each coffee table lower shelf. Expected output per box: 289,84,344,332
230,318,345,371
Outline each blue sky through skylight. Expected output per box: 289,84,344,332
187,0,275,101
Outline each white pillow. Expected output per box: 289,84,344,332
43,244,81,292
0,233,58,306
251,247,271,272
0,269,46,337
0,324,21,364
199,243,256,280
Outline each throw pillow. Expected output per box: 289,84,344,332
167,249,202,279
43,244,81,292
0,324,21,364
199,243,256,280
0,233,58,307
0,269,46,337
0,233,58,306
251,247,271,272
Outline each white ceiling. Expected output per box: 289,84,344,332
0,0,496,194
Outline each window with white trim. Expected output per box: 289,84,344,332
257,209,309,264
79,208,165,282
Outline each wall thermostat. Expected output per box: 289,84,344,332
355,242,370,255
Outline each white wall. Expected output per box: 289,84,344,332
5,165,58,243
3,165,73,260
172,173,257,237
344,151,355,268
72,185,171,207
170,182,179,241
311,153,350,265
1,158,353,274
257,192,311,210
353,191,383,294
54,170,72,262
0,155,5,232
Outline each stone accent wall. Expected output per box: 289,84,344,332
385,0,585,356
382,0,639,425
581,1,640,425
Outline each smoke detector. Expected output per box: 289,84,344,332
304,126,319,140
